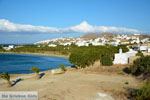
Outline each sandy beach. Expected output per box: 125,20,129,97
0,62,141,100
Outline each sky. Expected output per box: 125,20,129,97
0,0,150,44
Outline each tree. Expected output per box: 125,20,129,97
0,73,12,87
31,67,40,79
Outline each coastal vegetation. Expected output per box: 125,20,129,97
0,72,12,87
59,64,66,71
100,54,113,66
136,82,150,100
136,50,144,57
31,66,40,79
69,45,128,68
1,44,128,56
0,46,5,52
10,45,70,55
129,82,150,100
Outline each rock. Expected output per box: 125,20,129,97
51,69,65,75
95,92,114,100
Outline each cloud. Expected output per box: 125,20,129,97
0,19,140,34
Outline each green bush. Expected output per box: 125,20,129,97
135,82,150,100
130,56,150,76
0,72,12,87
136,51,144,57
31,66,40,74
69,46,118,68
100,54,113,66
117,45,129,53
0,46,5,52
59,64,66,71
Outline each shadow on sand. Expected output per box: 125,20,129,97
11,72,45,86
39,72,45,79
11,78,23,86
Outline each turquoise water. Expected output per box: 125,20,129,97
0,53,72,74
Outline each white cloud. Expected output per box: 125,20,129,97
0,19,140,33
0,19,59,33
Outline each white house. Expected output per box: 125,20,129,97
113,49,137,64
139,46,148,51
148,48,150,53
141,38,149,43
63,42,72,46
76,41,89,46
3,45,14,50
48,44,57,47
91,41,104,46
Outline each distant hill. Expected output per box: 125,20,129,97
81,32,116,39
82,32,150,39
81,33,98,39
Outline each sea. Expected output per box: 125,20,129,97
0,53,72,74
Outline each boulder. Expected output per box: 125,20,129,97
95,92,114,100
51,69,65,74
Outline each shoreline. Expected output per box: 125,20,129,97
0,51,69,58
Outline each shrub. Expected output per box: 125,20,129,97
69,46,117,68
125,81,129,85
136,51,144,57
129,82,150,100
117,45,129,53
135,82,150,100
100,54,113,66
130,56,150,76
0,72,12,87
31,67,41,79
31,67,40,74
59,64,66,71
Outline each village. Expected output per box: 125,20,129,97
35,33,149,48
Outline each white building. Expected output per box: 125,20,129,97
148,48,150,53
113,49,137,64
141,38,149,43
139,46,148,51
48,44,57,47
91,42,104,46
63,42,72,46
3,45,14,50
76,41,89,46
